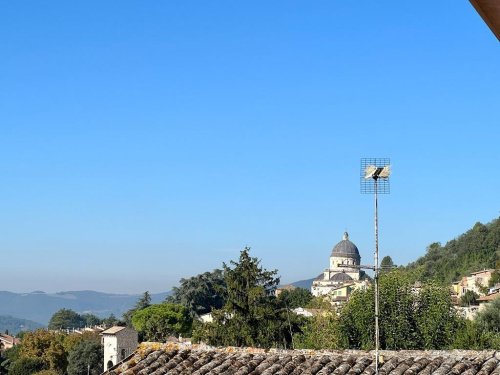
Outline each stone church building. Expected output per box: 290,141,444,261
311,232,366,297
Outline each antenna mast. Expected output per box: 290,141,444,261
360,158,391,375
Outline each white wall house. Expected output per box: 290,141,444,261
101,326,138,371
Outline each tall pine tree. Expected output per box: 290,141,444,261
194,247,298,348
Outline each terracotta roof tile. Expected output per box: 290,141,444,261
104,343,500,375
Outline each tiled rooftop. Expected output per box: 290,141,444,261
101,326,127,335
104,343,500,375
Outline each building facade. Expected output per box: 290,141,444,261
101,326,138,371
0,333,19,352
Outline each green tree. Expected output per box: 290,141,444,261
20,330,68,373
306,296,334,310
123,292,152,327
66,340,103,375
48,309,85,330
460,290,479,306
414,281,459,349
294,312,344,349
278,288,312,309
453,318,497,349
132,303,192,341
167,270,226,317
8,357,46,375
63,332,100,354
475,297,500,334
135,291,152,310
488,270,500,287
0,345,20,374
340,271,458,350
81,314,102,327
380,256,395,273
0,352,8,375
195,247,296,348
102,313,120,328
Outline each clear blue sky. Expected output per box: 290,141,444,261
1,1,499,294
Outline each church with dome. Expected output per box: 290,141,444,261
311,232,367,298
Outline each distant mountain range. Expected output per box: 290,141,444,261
290,278,315,290
0,290,170,327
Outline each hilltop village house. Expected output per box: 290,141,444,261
0,333,20,352
452,269,496,297
452,268,500,319
311,232,368,301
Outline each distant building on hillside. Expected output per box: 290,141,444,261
101,326,138,371
311,232,368,300
0,333,20,352
452,269,496,299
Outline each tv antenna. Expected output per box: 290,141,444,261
361,158,391,375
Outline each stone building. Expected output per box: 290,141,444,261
311,232,365,298
101,326,138,371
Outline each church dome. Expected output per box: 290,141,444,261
330,272,353,282
331,232,360,260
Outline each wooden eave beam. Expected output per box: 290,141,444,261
469,0,500,41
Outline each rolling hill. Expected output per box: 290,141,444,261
0,315,44,335
0,290,170,326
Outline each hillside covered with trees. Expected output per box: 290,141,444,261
405,217,500,283
0,316,43,336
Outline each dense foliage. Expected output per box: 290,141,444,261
1,330,103,374
193,248,302,348
166,270,226,317
294,312,344,349
340,271,459,350
277,288,312,309
123,292,152,327
20,330,67,372
460,290,479,306
7,357,46,375
290,272,468,350
66,340,103,375
453,298,500,349
475,297,500,335
406,218,500,283
47,308,118,331
489,270,500,287
131,303,192,341
47,309,86,330
380,256,395,273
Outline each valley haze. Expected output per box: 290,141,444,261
0,290,170,326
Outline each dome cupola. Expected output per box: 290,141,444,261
331,232,360,261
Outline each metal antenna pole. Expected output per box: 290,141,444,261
360,158,390,375
374,178,379,375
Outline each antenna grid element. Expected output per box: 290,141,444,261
360,158,390,194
